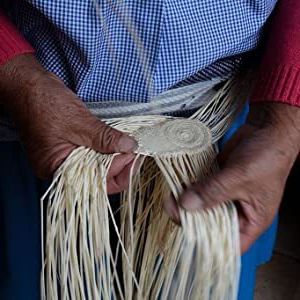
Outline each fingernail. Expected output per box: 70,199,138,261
118,135,138,152
180,190,203,211
163,196,181,225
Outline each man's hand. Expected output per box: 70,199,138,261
0,54,137,194
164,103,300,253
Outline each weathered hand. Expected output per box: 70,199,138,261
0,54,137,194
164,103,300,253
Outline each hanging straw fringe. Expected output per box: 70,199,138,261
41,73,253,300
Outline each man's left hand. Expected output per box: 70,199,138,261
164,103,300,253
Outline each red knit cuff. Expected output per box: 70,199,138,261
0,11,35,65
251,65,300,107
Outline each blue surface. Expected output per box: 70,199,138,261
0,143,43,300
0,107,278,299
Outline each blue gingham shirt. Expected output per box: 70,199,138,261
2,0,277,103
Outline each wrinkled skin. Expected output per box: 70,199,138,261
0,54,137,194
164,103,300,253
1,55,300,253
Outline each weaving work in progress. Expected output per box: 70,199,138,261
40,75,252,300
39,2,253,299
3,0,300,300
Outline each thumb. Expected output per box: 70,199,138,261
179,167,242,212
88,119,137,154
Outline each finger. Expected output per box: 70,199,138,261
239,216,268,254
238,205,277,254
107,154,135,179
90,120,137,154
163,194,181,225
240,231,257,254
179,168,242,212
234,200,258,254
107,155,140,194
31,142,76,179
179,170,258,255
49,144,77,176
107,163,133,194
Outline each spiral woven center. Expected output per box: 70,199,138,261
133,119,212,155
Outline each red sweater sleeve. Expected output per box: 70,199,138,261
0,10,35,65
251,0,300,107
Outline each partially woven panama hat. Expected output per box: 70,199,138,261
40,74,252,300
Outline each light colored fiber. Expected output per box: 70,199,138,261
41,74,252,300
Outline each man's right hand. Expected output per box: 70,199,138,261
0,54,137,194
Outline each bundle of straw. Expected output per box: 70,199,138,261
40,75,251,300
